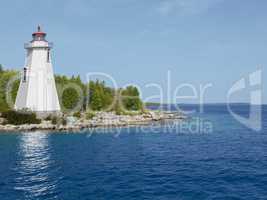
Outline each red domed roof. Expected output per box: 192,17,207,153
32,26,46,37
31,26,47,42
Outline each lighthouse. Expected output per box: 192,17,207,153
15,26,60,115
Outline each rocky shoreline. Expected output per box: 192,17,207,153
0,111,186,132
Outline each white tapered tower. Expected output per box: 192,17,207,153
15,26,60,115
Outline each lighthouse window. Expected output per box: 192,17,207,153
23,68,27,82
47,50,50,63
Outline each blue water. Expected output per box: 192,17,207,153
0,104,267,200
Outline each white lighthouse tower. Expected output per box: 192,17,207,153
15,26,60,115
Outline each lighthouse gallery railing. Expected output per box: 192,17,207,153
24,42,53,49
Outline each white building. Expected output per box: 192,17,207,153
15,26,60,115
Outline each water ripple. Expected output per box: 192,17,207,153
12,132,61,200
0,105,266,200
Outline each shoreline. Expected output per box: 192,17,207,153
0,111,187,133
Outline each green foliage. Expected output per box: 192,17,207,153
91,88,102,110
51,116,58,125
73,111,81,118
56,77,116,112
82,82,141,113
88,80,114,111
121,86,143,111
85,111,95,120
1,110,41,125
114,103,123,115
45,115,52,121
55,75,86,112
51,116,67,126
0,69,19,112
0,68,144,115
62,88,80,110
11,79,20,103
113,92,124,115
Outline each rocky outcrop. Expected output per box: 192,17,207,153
0,111,187,132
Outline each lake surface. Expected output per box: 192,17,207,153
0,104,267,200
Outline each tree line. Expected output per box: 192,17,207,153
0,65,144,114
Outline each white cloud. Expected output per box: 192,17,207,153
157,0,223,16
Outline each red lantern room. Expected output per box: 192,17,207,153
32,26,47,41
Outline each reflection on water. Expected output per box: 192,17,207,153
14,132,58,199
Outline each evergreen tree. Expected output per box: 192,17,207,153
121,86,143,111
62,87,80,110
91,88,103,110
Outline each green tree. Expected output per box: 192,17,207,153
87,80,114,111
62,87,80,111
90,88,103,110
0,70,19,112
121,86,143,111
55,74,86,112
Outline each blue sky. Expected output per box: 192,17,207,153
0,0,266,103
